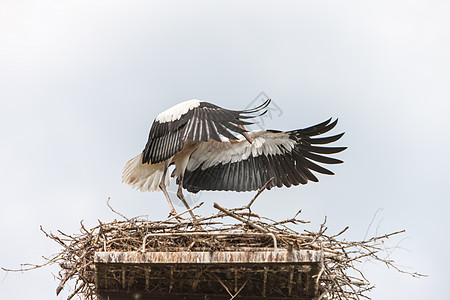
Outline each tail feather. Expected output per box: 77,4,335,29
122,153,170,192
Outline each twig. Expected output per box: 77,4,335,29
213,202,268,233
314,245,325,296
161,202,204,223
243,177,274,211
330,226,349,239
107,197,129,221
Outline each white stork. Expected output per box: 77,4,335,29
122,99,346,218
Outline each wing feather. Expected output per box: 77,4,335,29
302,151,343,164
142,99,271,164
215,122,239,140
260,154,275,188
183,119,345,192
205,119,221,141
308,133,345,144
305,145,347,154
251,156,262,190
299,156,335,175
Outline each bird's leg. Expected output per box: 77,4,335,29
159,182,177,217
177,174,198,221
159,163,177,217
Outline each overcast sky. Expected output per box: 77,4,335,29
1,1,449,299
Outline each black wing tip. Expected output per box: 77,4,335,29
323,117,339,126
307,145,347,154
326,118,338,130
241,98,271,115
243,98,271,112
320,117,333,127
298,117,342,136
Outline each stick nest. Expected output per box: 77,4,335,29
3,192,423,300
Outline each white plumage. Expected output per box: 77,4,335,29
155,99,201,123
122,99,346,217
186,131,296,171
122,153,170,192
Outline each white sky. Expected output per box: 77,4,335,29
1,1,449,299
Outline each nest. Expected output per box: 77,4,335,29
3,188,423,300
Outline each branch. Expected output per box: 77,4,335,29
213,202,269,233
106,197,129,221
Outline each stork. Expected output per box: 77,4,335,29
122,99,346,218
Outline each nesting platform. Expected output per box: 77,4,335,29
94,232,322,300
23,199,409,300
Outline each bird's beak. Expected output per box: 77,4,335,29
238,125,252,144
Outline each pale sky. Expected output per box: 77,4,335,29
1,1,449,299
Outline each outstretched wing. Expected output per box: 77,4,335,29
142,99,270,164
183,118,346,193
